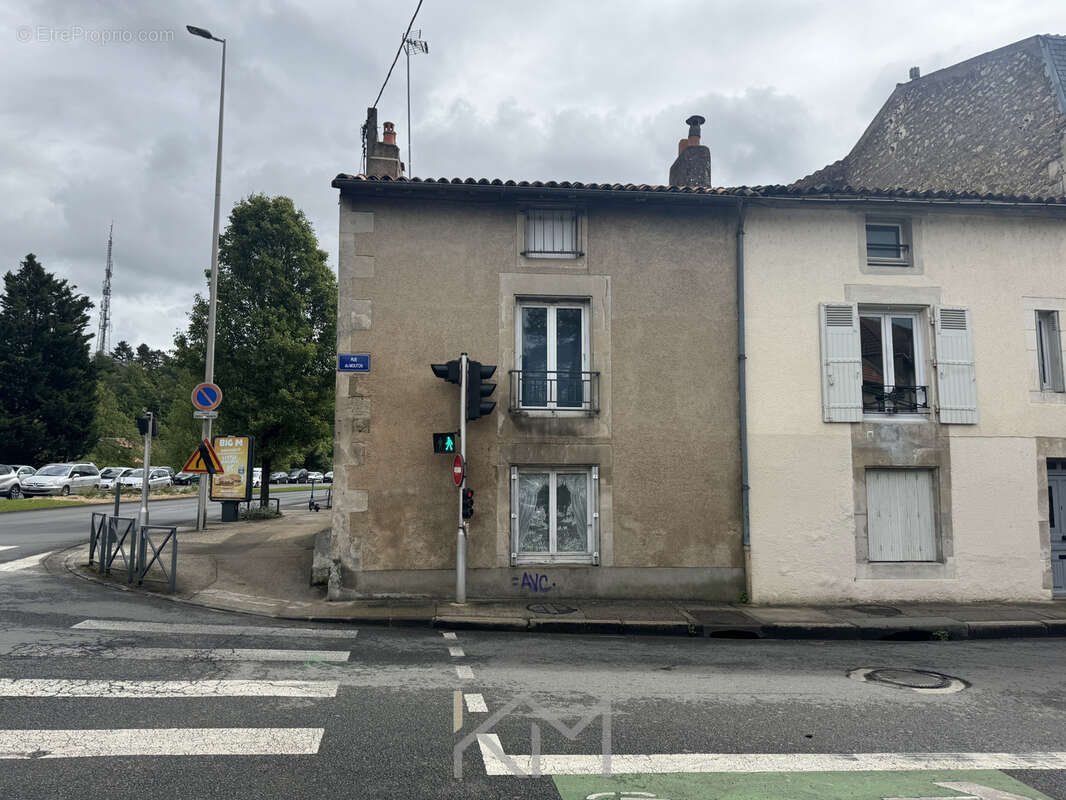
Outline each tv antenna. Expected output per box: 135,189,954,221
403,30,429,176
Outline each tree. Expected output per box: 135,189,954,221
111,340,135,363
178,195,336,506
0,254,96,464
86,383,140,466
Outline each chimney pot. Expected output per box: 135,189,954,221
669,115,711,187
383,121,397,146
909,66,920,80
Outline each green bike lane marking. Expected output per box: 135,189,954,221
552,769,1053,799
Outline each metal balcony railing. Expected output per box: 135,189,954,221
862,383,929,414
509,370,600,413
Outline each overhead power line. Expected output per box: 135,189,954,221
372,0,425,109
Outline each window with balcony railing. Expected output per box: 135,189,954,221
509,370,600,412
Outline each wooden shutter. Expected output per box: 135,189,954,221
819,303,862,422
1044,312,1065,392
934,306,978,424
867,469,937,561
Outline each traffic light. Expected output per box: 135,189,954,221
462,488,474,519
466,360,497,421
430,360,461,384
433,432,458,453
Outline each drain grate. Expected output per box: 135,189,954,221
527,602,577,615
849,666,967,693
852,604,902,617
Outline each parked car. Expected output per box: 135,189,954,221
119,468,173,491
21,463,101,496
307,471,325,483
288,468,309,484
10,465,36,482
252,467,262,488
173,471,200,486
324,471,333,483
270,471,289,484
0,465,26,499
158,467,176,479
99,467,134,490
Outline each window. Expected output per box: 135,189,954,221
523,208,580,259
515,300,592,410
511,466,598,563
866,468,937,561
865,221,910,265
1036,310,1065,392
859,310,927,414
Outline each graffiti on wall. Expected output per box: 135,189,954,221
512,571,556,593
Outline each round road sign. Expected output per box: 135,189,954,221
191,382,223,411
452,454,464,486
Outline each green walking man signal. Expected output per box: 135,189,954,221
433,432,459,454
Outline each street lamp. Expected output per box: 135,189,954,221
187,23,226,531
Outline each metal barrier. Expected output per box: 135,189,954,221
104,516,138,582
137,525,177,593
89,512,108,566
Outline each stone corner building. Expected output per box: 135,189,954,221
327,111,744,601
794,34,1066,197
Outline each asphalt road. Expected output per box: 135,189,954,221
0,488,317,559
0,515,1064,799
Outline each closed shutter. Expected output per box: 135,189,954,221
819,303,863,422
590,466,600,565
867,469,937,561
934,306,978,424
509,466,519,567
1045,312,1065,392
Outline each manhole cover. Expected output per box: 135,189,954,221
527,602,577,615
852,604,902,617
848,667,967,693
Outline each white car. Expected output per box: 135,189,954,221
307,471,325,482
99,467,134,490
21,463,101,496
119,468,173,491
252,468,262,488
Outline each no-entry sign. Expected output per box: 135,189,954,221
452,454,464,486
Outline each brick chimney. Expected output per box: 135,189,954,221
669,115,711,187
363,107,405,179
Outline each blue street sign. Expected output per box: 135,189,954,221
337,354,371,372
191,382,222,411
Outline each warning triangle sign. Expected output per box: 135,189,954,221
181,439,225,474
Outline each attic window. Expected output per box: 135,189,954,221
865,220,911,265
523,208,582,259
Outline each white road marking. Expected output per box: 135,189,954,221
475,736,1066,776
72,619,358,639
442,632,457,640
0,551,53,572
448,646,465,657
464,693,488,713
0,679,339,698
0,546,18,552
0,728,324,758
8,645,350,662
456,666,474,680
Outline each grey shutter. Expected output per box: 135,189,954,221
819,303,863,422
867,469,937,561
934,306,978,424
590,466,600,565
509,466,519,566
1047,312,1065,392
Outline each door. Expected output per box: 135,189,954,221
1049,472,1066,596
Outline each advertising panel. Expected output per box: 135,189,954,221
209,435,254,502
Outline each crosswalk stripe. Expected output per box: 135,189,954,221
456,666,474,680
0,546,18,552
464,693,487,712
7,645,350,662
72,619,358,639
448,646,465,657
0,728,324,758
0,551,53,572
0,679,339,698
442,632,457,640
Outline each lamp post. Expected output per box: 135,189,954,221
187,24,226,531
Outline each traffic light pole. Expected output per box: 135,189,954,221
456,353,468,604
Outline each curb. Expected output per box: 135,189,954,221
52,548,1066,640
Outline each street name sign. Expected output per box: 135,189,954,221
337,354,371,372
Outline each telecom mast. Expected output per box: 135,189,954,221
97,222,114,355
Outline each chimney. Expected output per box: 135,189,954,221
363,107,405,179
669,115,711,187
909,66,921,80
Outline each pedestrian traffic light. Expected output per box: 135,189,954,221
433,432,458,453
462,487,474,519
466,360,497,421
430,360,461,384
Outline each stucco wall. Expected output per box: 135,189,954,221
332,192,743,599
746,203,1066,603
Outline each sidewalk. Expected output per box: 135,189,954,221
54,513,1066,640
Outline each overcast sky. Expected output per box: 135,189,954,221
2,0,1063,351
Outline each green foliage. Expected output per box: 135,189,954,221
0,254,96,464
177,195,337,504
240,506,283,521
85,383,141,466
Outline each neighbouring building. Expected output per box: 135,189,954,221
794,35,1066,197
328,112,745,600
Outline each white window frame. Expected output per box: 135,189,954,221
1036,310,1065,393
859,308,926,416
515,299,591,411
510,465,599,566
865,219,911,266
523,207,581,259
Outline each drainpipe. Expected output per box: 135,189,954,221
735,199,752,600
